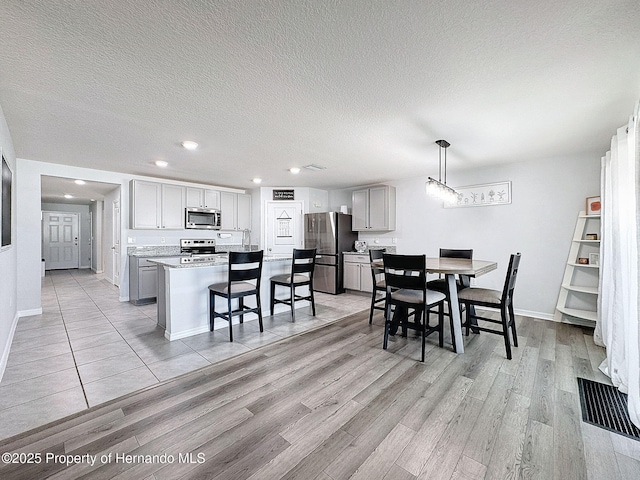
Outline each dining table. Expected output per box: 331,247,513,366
373,257,497,354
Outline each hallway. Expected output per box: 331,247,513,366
0,269,370,440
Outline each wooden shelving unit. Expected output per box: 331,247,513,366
554,211,600,327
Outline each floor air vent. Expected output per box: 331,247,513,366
577,377,640,440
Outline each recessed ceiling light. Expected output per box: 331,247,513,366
64,194,74,199
155,160,169,168
74,179,86,185
252,177,262,184
289,167,300,174
181,140,198,150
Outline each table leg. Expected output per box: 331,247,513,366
447,274,464,353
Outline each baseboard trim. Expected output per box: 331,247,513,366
514,308,554,322
475,306,554,322
18,308,43,317
0,312,20,383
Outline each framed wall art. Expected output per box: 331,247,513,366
586,196,601,216
445,181,512,208
1,152,12,248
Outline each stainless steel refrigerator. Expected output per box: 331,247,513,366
304,212,358,294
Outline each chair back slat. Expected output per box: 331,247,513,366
439,248,473,260
369,248,386,282
502,253,522,300
228,251,264,286
291,248,316,276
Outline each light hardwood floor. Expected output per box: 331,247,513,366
0,308,638,479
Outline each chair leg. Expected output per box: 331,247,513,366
501,307,512,360
465,303,471,336
209,291,215,331
256,292,263,332
508,302,518,347
383,304,391,350
290,284,295,322
270,281,275,316
438,303,444,348
227,296,233,342
310,284,316,316
369,291,376,324
421,309,426,362
239,297,244,324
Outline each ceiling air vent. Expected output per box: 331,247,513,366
303,164,326,171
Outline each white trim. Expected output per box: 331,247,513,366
514,308,554,322
0,312,20,382
476,306,554,322
18,308,43,317
164,324,210,341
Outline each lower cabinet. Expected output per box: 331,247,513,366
343,254,373,293
129,257,158,305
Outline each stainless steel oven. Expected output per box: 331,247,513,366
185,207,221,230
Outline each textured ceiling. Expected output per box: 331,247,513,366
1,1,639,191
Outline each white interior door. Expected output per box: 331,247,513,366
265,202,303,255
112,199,121,286
42,212,79,270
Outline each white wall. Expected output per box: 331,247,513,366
0,104,17,380
355,155,601,319
90,200,103,273
41,203,92,269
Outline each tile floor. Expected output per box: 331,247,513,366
0,269,370,440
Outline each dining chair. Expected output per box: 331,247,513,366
382,254,446,362
457,253,521,359
208,250,264,342
426,248,474,292
368,248,386,324
269,248,316,322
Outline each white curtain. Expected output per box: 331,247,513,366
594,101,640,428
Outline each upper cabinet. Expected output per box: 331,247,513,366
220,192,252,231
352,185,396,231
186,187,221,209
130,180,185,229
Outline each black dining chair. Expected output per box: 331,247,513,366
457,253,521,359
269,248,316,322
208,250,264,342
426,248,474,292
382,254,446,362
368,248,386,324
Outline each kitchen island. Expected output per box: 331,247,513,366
147,254,301,341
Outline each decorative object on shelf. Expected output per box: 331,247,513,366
426,139,458,204
578,257,589,265
585,233,598,240
589,253,600,266
354,240,367,253
586,196,601,215
444,181,512,209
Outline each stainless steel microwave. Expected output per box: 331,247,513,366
185,207,222,230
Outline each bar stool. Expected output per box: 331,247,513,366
270,248,316,322
208,250,264,342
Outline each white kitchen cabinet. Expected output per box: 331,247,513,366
343,253,373,292
186,187,220,209
220,192,251,230
351,185,396,231
130,180,185,229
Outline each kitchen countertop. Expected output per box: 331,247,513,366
146,253,292,268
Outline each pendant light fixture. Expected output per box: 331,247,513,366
426,139,458,204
